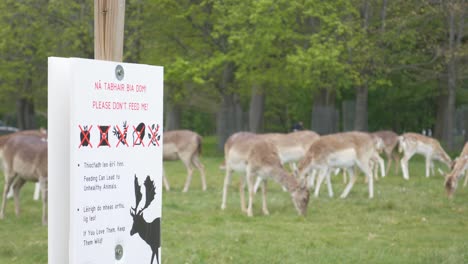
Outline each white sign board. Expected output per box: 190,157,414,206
48,58,163,264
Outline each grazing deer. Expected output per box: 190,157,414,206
0,134,48,225
245,138,309,216
398,133,452,180
163,130,206,192
130,175,161,264
445,142,468,198
298,131,379,199
221,132,258,212
371,130,400,176
252,130,320,191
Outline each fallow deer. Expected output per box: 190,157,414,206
371,130,400,176
245,138,310,216
398,133,452,180
130,175,161,264
445,142,468,198
163,130,206,192
298,131,379,199
0,134,48,225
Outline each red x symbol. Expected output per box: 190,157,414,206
115,125,129,147
98,126,110,147
78,125,93,148
132,125,145,147
147,124,160,147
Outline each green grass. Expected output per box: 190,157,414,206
1,137,467,263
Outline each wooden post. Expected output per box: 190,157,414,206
94,0,125,61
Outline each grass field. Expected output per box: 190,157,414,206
0,136,467,263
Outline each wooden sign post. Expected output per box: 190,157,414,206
48,1,164,263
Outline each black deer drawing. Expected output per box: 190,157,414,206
130,175,161,264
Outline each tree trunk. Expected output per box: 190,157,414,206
16,97,36,130
311,88,337,135
354,84,368,131
435,77,448,140
165,102,181,131
249,85,265,133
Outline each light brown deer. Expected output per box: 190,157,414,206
371,130,400,176
245,138,309,216
0,134,48,225
445,142,468,198
163,130,206,192
398,133,452,180
298,131,379,199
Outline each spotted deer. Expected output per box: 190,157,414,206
0,134,48,225
398,133,452,180
163,130,206,192
298,131,379,199
130,175,161,264
445,142,468,198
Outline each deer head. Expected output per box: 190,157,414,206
291,178,310,216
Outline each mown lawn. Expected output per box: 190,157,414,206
0,136,467,263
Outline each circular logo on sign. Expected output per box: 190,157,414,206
115,65,124,81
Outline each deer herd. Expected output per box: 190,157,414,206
0,127,467,225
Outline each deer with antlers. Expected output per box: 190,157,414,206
445,142,468,198
0,133,48,225
163,130,206,192
398,133,452,180
130,175,161,264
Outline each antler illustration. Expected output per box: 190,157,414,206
131,175,142,216
138,176,156,214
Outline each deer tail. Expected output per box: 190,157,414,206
196,135,203,155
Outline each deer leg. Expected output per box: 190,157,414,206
377,155,385,178
40,177,48,225
324,168,333,198
6,177,17,199
192,155,207,191
340,167,357,198
162,167,170,191
33,182,41,200
221,167,233,210
246,168,255,217
463,170,468,187
1,172,16,219
400,152,412,180
253,177,262,193
307,169,317,189
239,174,247,213
385,152,392,176
393,151,400,175
12,178,26,216
425,156,431,178
261,180,269,215
314,169,328,198
182,161,193,193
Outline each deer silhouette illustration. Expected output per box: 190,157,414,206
130,175,161,264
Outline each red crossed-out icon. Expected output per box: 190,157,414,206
98,126,110,147
79,125,93,148
132,125,145,147
115,125,129,147
147,124,160,147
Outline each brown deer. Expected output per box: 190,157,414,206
398,133,452,180
445,142,468,198
245,138,309,216
163,130,206,192
371,130,400,176
130,175,161,264
0,134,48,225
298,131,379,199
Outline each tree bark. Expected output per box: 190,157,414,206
354,84,369,131
249,85,265,133
311,88,337,135
165,102,181,131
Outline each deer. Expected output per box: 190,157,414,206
445,142,468,198
130,175,161,264
252,130,320,192
398,132,452,180
298,131,379,199
244,138,310,216
0,134,48,225
163,130,206,192
371,130,400,176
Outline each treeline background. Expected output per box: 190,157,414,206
0,0,467,151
